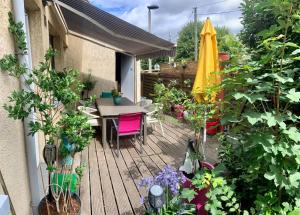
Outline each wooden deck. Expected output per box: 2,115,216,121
76,120,219,215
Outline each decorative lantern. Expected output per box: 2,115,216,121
148,185,164,211
43,144,57,165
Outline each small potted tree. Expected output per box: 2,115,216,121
81,70,96,99
171,88,188,120
180,90,219,214
59,112,94,166
0,13,93,214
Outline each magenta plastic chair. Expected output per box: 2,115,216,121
110,112,143,157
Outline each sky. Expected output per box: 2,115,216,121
89,0,243,43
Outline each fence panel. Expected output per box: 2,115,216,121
141,71,196,99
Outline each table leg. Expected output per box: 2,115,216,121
102,117,107,148
143,114,147,146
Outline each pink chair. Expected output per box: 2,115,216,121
110,112,143,157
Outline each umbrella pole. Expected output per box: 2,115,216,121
201,110,207,161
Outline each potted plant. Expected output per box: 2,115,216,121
0,13,93,214
58,112,94,166
170,88,187,120
180,91,219,214
111,89,122,105
81,70,96,99
138,165,196,214
153,82,172,114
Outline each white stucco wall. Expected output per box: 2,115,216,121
0,1,32,214
65,34,117,98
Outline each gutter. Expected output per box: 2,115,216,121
12,1,42,214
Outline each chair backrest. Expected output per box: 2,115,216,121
77,106,97,114
78,106,99,119
118,112,142,134
101,91,113,98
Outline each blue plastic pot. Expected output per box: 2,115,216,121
60,135,75,165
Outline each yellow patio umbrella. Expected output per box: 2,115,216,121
192,18,220,103
192,18,221,161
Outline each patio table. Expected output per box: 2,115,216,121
96,97,149,149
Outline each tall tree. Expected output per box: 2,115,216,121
175,21,233,62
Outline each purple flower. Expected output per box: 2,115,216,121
138,177,153,189
140,196,145,204
138,165,186,205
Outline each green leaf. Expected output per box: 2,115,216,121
264,172,275,180
220,195,229,201
285,42,300,48
243,112,262,125
181,188,196,202
243,211,250,215
284,127,300,143
286,88,300,103
289,172,300,188
262,112,276,127
233,92,267,104
289,209,300,215
291,49,300,56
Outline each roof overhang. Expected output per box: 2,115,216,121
54,0,176,58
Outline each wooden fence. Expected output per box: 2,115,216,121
141,71,196,99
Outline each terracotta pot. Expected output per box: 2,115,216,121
38,193,81,215
174,104,184,119
182,161,214,215
219,52,230,62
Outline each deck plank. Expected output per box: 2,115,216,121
80,147,91,215
95,139,119,215
104,145,134,214
89,140,105,215
82,120,218,214
112,147,146,215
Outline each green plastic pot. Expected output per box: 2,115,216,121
113,96,122,105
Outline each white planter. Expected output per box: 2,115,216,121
0,195,9,215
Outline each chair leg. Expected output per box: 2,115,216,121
140,134,143,154
159,121,165,137
117,134,120,157
153,123,156,130
110,126,113,146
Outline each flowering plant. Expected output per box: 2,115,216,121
139,165,196,214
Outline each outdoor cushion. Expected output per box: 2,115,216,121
101,91,113,98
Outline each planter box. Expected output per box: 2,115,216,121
0,195,9,215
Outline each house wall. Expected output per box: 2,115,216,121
65,34,117,97
0,0,69,214
0,1,32,214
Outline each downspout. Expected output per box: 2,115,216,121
12,1,42,215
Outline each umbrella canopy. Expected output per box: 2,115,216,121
192,18,220,103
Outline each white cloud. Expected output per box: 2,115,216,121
91,0,243,42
